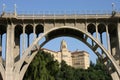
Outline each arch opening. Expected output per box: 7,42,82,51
87,23,96,34
40,28,104,60
19,26,120,80
0,25,7,62
25,24,33,47
43,36,97,64
14,25,23,61
98,24,106,34
15,25,23,45
0,25,5,80
36,24,44,37
0,25,7,35
38,27,120,79
25,24,33,35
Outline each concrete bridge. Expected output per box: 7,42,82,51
0,11,120,80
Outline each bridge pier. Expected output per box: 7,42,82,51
118,23,120,65
106,25,111,53
5,25,14,80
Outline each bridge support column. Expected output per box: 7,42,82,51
95,24,99,40
117,23,120,65
106,26,111,53
22,25,26,55
5,25,14,80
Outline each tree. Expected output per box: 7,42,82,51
24,51,112,80
23,51,58,80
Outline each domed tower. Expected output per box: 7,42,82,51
60,40,72,66
60,40,68,52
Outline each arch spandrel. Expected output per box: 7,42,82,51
15,26,120,80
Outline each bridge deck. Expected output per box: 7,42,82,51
1,12,120,19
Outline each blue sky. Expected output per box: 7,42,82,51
0,0,120,13
0,0,120,63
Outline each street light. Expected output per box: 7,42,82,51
112,3,115,11
2,4,5,12
112,3,116,16
14,4,17,16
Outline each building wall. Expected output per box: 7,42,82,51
71,51,89,69
43,48,72,66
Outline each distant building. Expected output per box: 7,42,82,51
71,50,90,69
42,40,90,69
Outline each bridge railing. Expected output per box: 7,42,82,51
17,10,117,15
0,10,120,17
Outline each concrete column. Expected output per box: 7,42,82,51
33,24,37,40
5,25,14,80
85,21,88,32
32,24,37,51
106,26,111,53
22,25,25,55
95,23,99,40
117,23,120,65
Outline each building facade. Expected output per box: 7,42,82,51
71,51,90,69
43,40,90,69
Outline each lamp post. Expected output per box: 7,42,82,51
112,3,116,16
2,4,5,14
112,3,115,11
14,4,17,16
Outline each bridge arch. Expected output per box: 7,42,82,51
17,26,120,80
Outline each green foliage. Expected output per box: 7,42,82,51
23,51,112,80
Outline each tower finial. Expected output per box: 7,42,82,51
60,40,68,52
